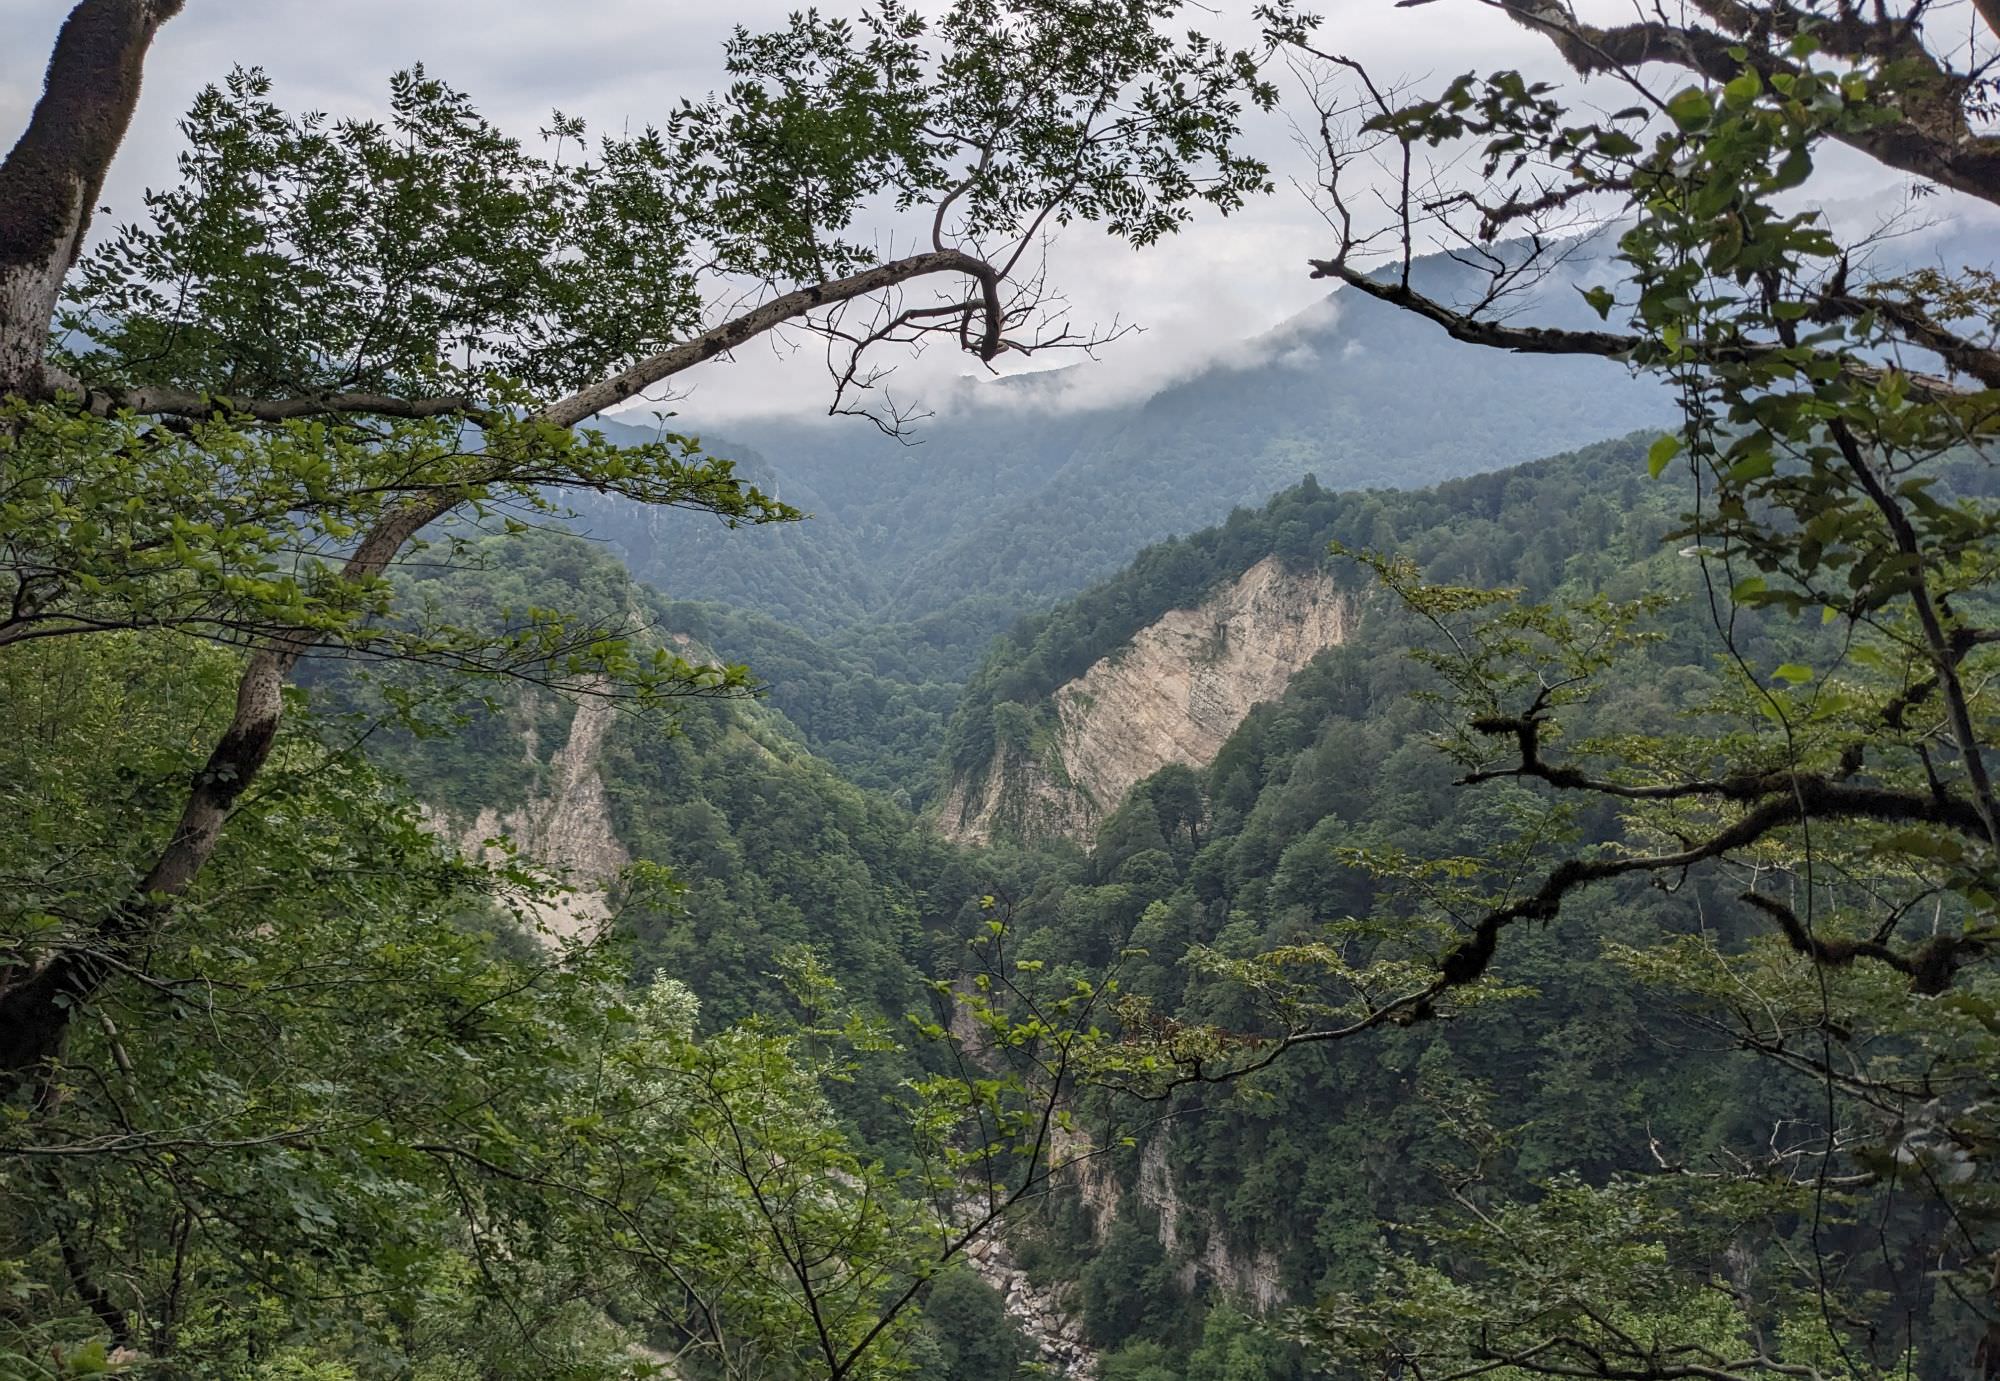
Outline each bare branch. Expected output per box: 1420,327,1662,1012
1306,256,1990,404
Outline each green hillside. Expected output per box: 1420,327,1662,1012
926,434,1967,1377
571,248,1677,682
392,433,1968,1380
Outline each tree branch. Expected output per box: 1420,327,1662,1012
1738,890,1984,993
55,375,488,425
1485,0,2000,208
1460,712,1992,838
536,249,1005,429
1307,257,1984,403
0,248,1015,1085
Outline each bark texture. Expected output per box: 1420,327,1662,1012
1494,0,2000,208
0,0,184,398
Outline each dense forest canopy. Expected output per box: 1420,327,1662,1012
5,0,2000,1379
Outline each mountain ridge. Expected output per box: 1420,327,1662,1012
568,241,1678,677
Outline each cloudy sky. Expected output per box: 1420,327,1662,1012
0,0,1973,421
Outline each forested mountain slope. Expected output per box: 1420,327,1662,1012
642,596,961,806
359,534,980,1027
938,551,1360,844
355,430,1981,1381
559,217,1999,813
337,437,1704,1380
571,244,1677,672
938,433,1871,1377
936,436,1666,839
318,531,1078,1372
441,436,1825,1377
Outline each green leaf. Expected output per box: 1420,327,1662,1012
1728,452,1774,482
66,1339,113,1375
1665,86,1713,130
1876,828,1965,864
1770,662,1812,684
1771,146,1812,190
1722,70,1762,108
1647,433,1683,478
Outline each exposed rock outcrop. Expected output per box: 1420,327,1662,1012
1051,1131,1287,1316
964,1229,1098,1378
940,556,1355,844
1138,1139,1285,1312
431,691,629,944
1052,1121,1121,1242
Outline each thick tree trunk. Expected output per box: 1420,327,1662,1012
0,654,282,1076
0,0,184,1087
0,0,184,399
0,647,285,1077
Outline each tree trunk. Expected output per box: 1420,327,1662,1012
0,0,184,399
0,0,184,1087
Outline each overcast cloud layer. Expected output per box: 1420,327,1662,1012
1,0,1969,423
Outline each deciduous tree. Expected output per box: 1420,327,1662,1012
0,0,1284,1083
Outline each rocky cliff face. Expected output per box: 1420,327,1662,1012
940,556,1356,844
430,690,629,944
1048,1131,1286,1316
1137,1139,1285,1311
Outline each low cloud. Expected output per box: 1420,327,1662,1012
37,1,1961,433
904,231,1361,420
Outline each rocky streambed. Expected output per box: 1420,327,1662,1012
963,1230,1097,1378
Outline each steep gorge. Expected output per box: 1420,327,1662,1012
388,440,1691,1376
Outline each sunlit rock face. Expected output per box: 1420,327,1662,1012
940,556,1355,844
427,689,629,945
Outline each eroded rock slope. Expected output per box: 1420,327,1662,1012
940,556,1355,843
430,691,629,944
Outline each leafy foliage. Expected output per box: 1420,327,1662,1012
2,1,1298,1372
